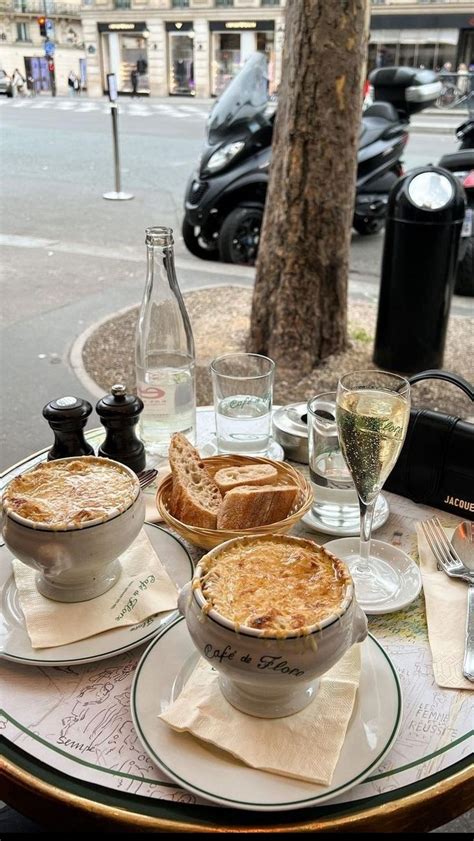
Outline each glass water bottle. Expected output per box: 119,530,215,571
135,226,196,457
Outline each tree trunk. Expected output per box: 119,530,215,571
248,0,370,375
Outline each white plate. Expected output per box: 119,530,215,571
324,537,422,616
131,617,402,812
0,523,193,667
302,493,390,537
200,436,285,462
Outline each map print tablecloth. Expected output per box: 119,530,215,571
1,415,472,810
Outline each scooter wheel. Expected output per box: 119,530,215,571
219,205,264,265
353,217,384,236
454,238,474,296
181,218,219,261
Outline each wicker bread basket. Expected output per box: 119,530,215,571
155,454,313,550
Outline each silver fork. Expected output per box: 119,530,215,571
137,468,158,490
421,517,474,682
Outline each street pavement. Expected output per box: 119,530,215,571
0,95,471,469
0,96,472,833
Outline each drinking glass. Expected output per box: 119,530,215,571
335,370,410,607
307,392,360,532
210,353,275,455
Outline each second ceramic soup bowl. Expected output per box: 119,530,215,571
178,534,368,718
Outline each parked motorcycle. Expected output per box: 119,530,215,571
182,58,442,265
439,117,474,296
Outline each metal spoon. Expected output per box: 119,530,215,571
452,521,474,569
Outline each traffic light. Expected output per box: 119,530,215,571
38,16,46,38
48,60,54,74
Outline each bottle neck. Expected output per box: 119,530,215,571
146,242,180,296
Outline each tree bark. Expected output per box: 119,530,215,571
248,0,370,374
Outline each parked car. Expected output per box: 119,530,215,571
0,69,12,97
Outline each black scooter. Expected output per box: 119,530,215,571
439,117,474,296
182,58,442,265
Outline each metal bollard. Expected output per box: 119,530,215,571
373,166,466,374
103,83,134,202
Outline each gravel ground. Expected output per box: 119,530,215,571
82,286,473,419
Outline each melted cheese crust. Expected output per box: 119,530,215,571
3,458,138,529
199,536,349,635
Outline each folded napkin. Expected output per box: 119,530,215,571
159,644,361,786
13,529,178,649
416,522,473,691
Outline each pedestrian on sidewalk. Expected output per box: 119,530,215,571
131,65,139,97
11,68,26,97
456,63,469,95
68,70,80,96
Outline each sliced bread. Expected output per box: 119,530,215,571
168,433,222,529
213,463,279,493
216,484,298,530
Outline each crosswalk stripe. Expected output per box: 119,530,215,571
1,98,211,119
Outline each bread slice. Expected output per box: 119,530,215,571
168,433,222,529
213,464,278,493
216,484,298,530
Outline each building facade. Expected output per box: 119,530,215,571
0,0,472,99
80,1,285,99
0,1,85,95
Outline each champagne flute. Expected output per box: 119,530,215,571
335,370,410,608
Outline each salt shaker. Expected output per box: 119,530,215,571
42,396,94,461
96,384,146,474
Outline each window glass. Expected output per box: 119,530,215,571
398,43,417,68
16,22,29,42
169,34,195,95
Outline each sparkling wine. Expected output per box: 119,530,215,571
336,389,409,503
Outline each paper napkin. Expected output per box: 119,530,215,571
13,529,178,649
416,522,473,691
159,644,361,786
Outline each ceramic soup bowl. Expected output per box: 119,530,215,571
1,456,145,603
178,534,368,718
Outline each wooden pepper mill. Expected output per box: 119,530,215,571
96,384,146,474
42,396,94,461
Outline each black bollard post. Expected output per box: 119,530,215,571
373,166,466,374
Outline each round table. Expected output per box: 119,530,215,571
1,416,473,832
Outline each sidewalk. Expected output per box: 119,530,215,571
410,108,470,135
78,286,474,422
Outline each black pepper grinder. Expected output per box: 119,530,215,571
96,384,146,474
42,396,95,461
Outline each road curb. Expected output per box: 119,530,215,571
68,283,253,398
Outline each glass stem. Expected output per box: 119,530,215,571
358,496,377,574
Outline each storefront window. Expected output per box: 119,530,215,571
211,26,276,97
417,43,437,70
100,29,150,95
120,34,149,93
212,33,241,96
257,31,275,90
398,43,417,68
169,33,195,95
436,44,457,73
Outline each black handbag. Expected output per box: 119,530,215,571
384,370,474,519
